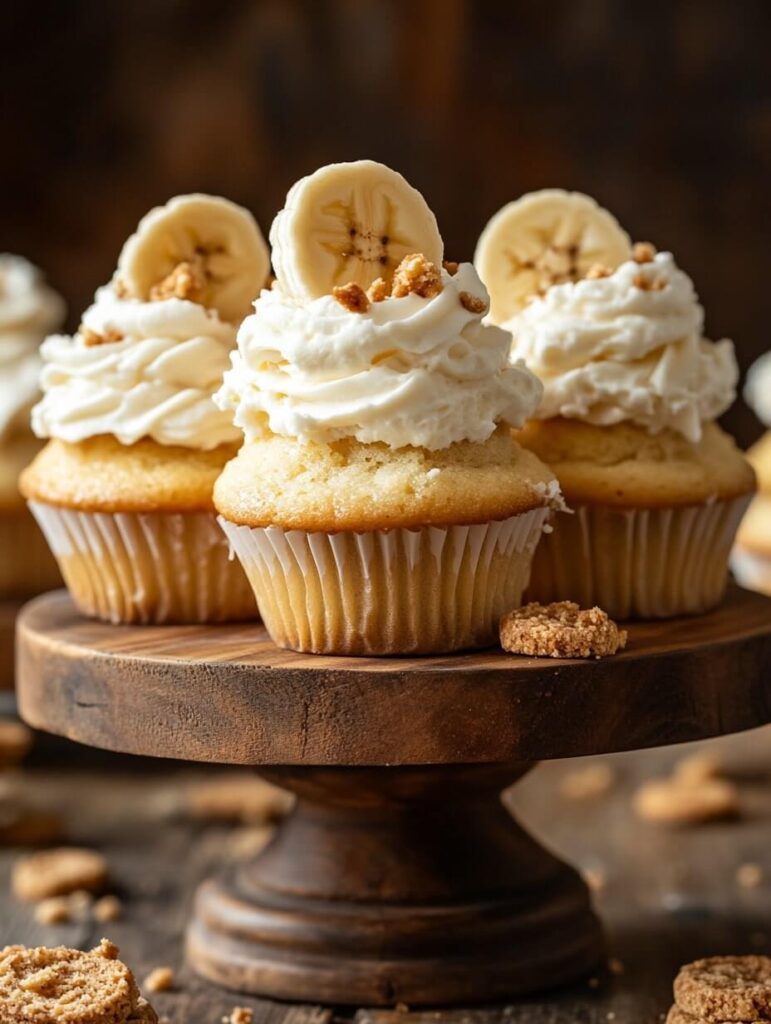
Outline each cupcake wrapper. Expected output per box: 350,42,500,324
219,509,548,655
526,495,752,619
28,502,258,625
0,509,62,599
731,546,771,597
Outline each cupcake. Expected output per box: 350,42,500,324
732,354,771,594
214,160,561,655
475,191,754,618
20,194,269,624
0,255,65,598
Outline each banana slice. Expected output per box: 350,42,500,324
270,160,443,299
117,194,270,323
474,189,631,323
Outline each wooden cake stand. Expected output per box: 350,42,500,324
0,599,21,692
15,587,771,1007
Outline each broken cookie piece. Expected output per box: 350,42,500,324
500,601,627,659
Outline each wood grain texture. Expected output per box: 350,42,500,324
0,600,20,691
15,587,771,766
186,764,602,1005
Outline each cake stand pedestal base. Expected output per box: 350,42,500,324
188,764,601,1005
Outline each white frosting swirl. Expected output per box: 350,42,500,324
0,255,65,442
217,263,542,451
507,252,737,443
32,286,240,449
745,351,771,427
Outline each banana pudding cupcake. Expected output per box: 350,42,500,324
477,195,754,618
732,353,771,594
215,160,560,655
20,194,269,624
0,255,65,598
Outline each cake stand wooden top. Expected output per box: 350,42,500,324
15,587,771,766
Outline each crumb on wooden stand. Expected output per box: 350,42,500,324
143,965,175,993
33,896,73,925
500,601,627,659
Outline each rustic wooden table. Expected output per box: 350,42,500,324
1,728,771,1024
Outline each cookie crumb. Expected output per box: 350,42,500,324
673,752,722,786
366,277,390,302
633,777,738,824
186,774,292,825
632,241,657,263
459,290,488,314
223,1009,254,1024
80,325,125,347
113,277,131,299
585,264,612,279
391,254,442,298
500,601,627,659
150,257,208,304
673,955,771,1022
12,848,109,903
443,260,460,276
633,271,666,292
0,719,32,769
94,894,123,922
332,282,370,313
560,763,615,800
95,937,120,960
143,966,175,993
737,863,764,889
34,896,72,925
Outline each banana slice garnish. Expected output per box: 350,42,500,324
270,160,443,299
117,194,270,324
474,189,631,323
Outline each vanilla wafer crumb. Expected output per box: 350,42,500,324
632,241,657,263
80,325,124,347
332,282,370,313
367,277,390,302
223,1009,254,1024
500,602,627,659
93,894,123,922
391,254,442,298
443,260,460,276
150,257,207,303
459,291,488,314
143,966,175,993
585,264,612,280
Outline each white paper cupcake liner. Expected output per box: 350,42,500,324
526,495,752,619
219,508,549,655
0,509,62,598
29,501,258,624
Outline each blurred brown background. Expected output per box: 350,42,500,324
1,0,769,444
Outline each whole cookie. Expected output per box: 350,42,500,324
0,940,140,1024
674,956,771,1022
666,1008,764,1024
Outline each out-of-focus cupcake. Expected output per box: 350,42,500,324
732,354,771,594
20,195,269,624
214,160,561,655
475,191,754,618
0,255,65,598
